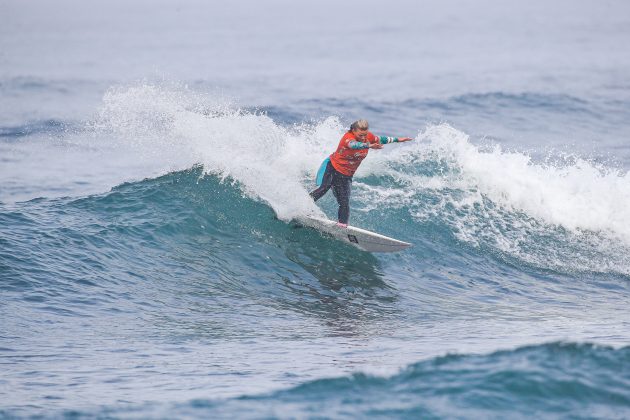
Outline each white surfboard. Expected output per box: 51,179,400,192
302,216,412,253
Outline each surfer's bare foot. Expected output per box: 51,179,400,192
336,222,348,228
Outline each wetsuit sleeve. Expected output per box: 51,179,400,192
347,134,397,148
378,136,399,144
347,140,370,149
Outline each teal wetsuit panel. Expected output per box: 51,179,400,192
316,157,330,187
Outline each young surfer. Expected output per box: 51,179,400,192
310,119,412,227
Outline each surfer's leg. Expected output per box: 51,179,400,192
332,175,352,224
309,162,334,201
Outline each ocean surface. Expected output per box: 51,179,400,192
2,0,630,418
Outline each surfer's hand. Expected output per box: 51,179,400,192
369,143,384,149
398,137,413,142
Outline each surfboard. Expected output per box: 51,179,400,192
302,216,412,253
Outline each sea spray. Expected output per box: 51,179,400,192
359,123,630,274
88,83,347,220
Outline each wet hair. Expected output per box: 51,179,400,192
350,119,369,131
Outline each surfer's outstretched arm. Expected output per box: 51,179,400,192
346,136,413,150
377,136,413,144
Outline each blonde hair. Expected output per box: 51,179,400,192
350,119,369,131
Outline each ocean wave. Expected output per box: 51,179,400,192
221,342,630,419
3,83,629,278
28,342,630,419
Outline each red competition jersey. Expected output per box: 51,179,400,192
329,131,379,176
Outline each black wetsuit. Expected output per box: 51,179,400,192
309,161,352,224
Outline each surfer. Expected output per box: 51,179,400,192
309,119,412,227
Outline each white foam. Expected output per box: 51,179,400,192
360,123,630,273
89,82,342,220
